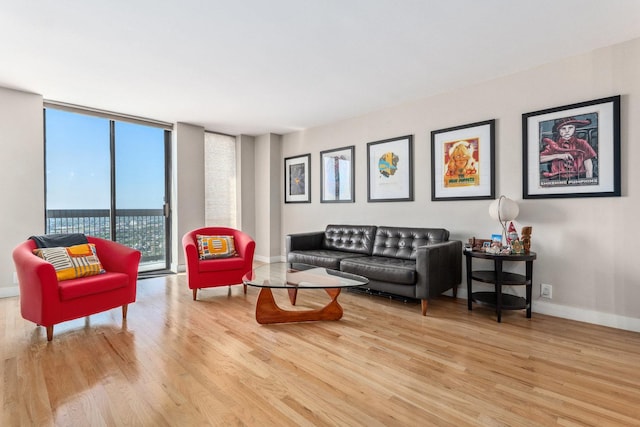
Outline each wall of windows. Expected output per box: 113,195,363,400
44,105,171,272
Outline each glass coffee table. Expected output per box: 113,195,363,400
242,262,368,324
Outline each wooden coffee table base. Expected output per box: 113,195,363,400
255,287,344,324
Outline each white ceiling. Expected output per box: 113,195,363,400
2,0,640,136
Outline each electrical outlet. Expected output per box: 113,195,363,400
540,283,552,299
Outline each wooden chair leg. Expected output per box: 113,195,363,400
243,283,247,294
122,304,128,319
452,285,458,298
421,299,428,316
193,288,198,300
46,325,53,341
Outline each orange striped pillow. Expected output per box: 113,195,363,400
196,235,237,259
33,243,105,281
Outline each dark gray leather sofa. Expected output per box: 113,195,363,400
286,224,462,315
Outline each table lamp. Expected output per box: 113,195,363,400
488,196,519,245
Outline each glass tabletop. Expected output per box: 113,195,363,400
243,262,368,289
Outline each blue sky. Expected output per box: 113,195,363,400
45,109,166,210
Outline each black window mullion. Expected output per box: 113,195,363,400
163,130,172,267
110,120,117,241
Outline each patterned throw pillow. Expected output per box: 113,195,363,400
196,235,237,260
33,243,106,281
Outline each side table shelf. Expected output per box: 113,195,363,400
471,291,527,311
464,251,537,322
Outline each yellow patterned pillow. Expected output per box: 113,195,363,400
196,235,237,260
33,243,105,281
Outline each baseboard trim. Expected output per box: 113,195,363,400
0,286,19,298
450,286,640,333
532,299,640,333
254,255,285,264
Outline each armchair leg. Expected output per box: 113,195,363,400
193,289,198,300
46,325,53,341
421,299,428,316
243,284,247,294
122,304,128,319
452,285,458,298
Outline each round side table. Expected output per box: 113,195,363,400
464,250,537,322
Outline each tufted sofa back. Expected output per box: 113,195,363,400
322,224,377,255
372,226,450,260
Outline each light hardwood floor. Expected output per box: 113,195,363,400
2,273,639,426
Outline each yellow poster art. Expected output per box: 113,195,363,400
443,138,480,187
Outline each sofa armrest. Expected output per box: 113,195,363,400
232,230,256,271
13,241,59,295
89,237,141,281
182,232,201,276
414,240,462,299
286,231,325,253
12,241,62,324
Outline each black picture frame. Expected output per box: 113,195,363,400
430,119,495,201
284,153,311,203
320,145,355,203
367,135,413,202
522,95,621,199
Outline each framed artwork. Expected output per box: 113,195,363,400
431,119,495,201
284,153,311,203
367,135,413,202
522,95,621,199
320,145,355,203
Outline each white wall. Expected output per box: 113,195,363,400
237,134,256,239
281,37,640,330
0,87,44,297
172,122,205,271
254,133,282,262
268,134,282,259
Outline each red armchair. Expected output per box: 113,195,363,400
12,236,141,341
182,227,255,300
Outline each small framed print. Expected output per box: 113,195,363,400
284,153,311,203
367,135,413,202
431,119,495,201
522,96,621,199
320,146,355,203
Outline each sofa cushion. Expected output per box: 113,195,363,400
340,256,416,285
58,271,129,301
372,227,450,260
322,225,377,255
198,256,246,272
288,250,367,270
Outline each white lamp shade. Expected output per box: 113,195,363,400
489,196,519,222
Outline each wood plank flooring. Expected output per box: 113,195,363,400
1,273,639,426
